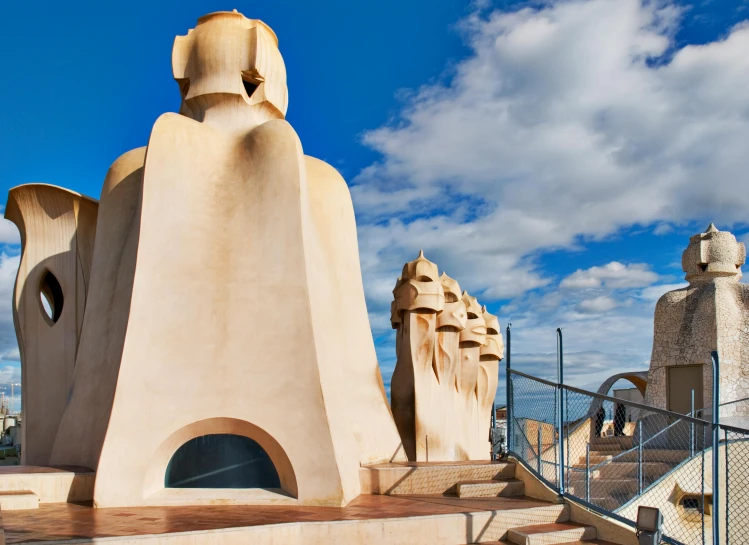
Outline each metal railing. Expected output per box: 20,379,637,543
505,325,749,545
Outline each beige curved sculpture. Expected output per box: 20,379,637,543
458,291,486,459
50,147,146,472
645,224,749,424
390,254,503,461
390,251,445,461
4,184,98,465
477,306,503,460
8,10,404,508
434,273,467,460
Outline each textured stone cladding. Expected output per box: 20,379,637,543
644,224,749,418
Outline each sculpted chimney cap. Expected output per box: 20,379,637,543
481,306,500,334
682,224,746,282
195,11,279,45
401,250,439,282
461,291,482,317
480,306,504,360
172,10,288,120
460,291,486,345
439,272,461,303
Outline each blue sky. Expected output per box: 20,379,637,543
2,0,749,410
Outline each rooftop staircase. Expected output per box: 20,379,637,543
565,436,688,511
362,460,634,544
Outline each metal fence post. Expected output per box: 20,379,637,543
585,442,590,503
691,389,695,458
537,425,542,475
557,328,565,496
711,350,720,545
565,389,570,488
702,423,706,545
637,420,643,495
724,427,729,545
506,323,512,454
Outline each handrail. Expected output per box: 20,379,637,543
719,395,749,408
509,369,560,388
562,383,712,426
511,368,713,426
506,333,742,545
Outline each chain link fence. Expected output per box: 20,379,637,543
508,368,748,545
724,425,749,545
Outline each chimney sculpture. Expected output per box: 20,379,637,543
645,224,749,426
391,252,504,461
6,10,405,508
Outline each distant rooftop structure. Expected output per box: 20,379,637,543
645,224,749,423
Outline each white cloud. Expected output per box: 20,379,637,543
577,295,619,313
356,0,749,394
0,253,20,376
0,365,20,385
0,253,19,320
561,262,659,290
0,220,20,245
639,282,688,302
354,0,749,306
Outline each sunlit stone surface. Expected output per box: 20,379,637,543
6,10,404,508
645,224,749,425
391,251,504,461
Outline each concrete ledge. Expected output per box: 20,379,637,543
0,490,39,510
456,479,525,498
507,522,596,545
143,487,298,507
0,466,93,503
360,461,516,495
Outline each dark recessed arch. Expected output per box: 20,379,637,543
143,417,297,499
165,433,280,489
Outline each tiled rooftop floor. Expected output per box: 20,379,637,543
3,494,551,543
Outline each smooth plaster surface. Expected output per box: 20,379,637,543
9,10,404,508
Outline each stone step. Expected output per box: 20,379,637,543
590,437,633,451
360,461,516,495
566,478,639,498
567,461,674,480
0,490,39,510
507,522,597,545
0,465,94,503
577,454,612,465
451,503,571,543
597,461,673,478
579,450,690,465
456,478,524,498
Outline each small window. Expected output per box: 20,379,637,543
39,270,64,324
681,496,703,512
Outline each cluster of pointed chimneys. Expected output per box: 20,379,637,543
390,251,504,461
